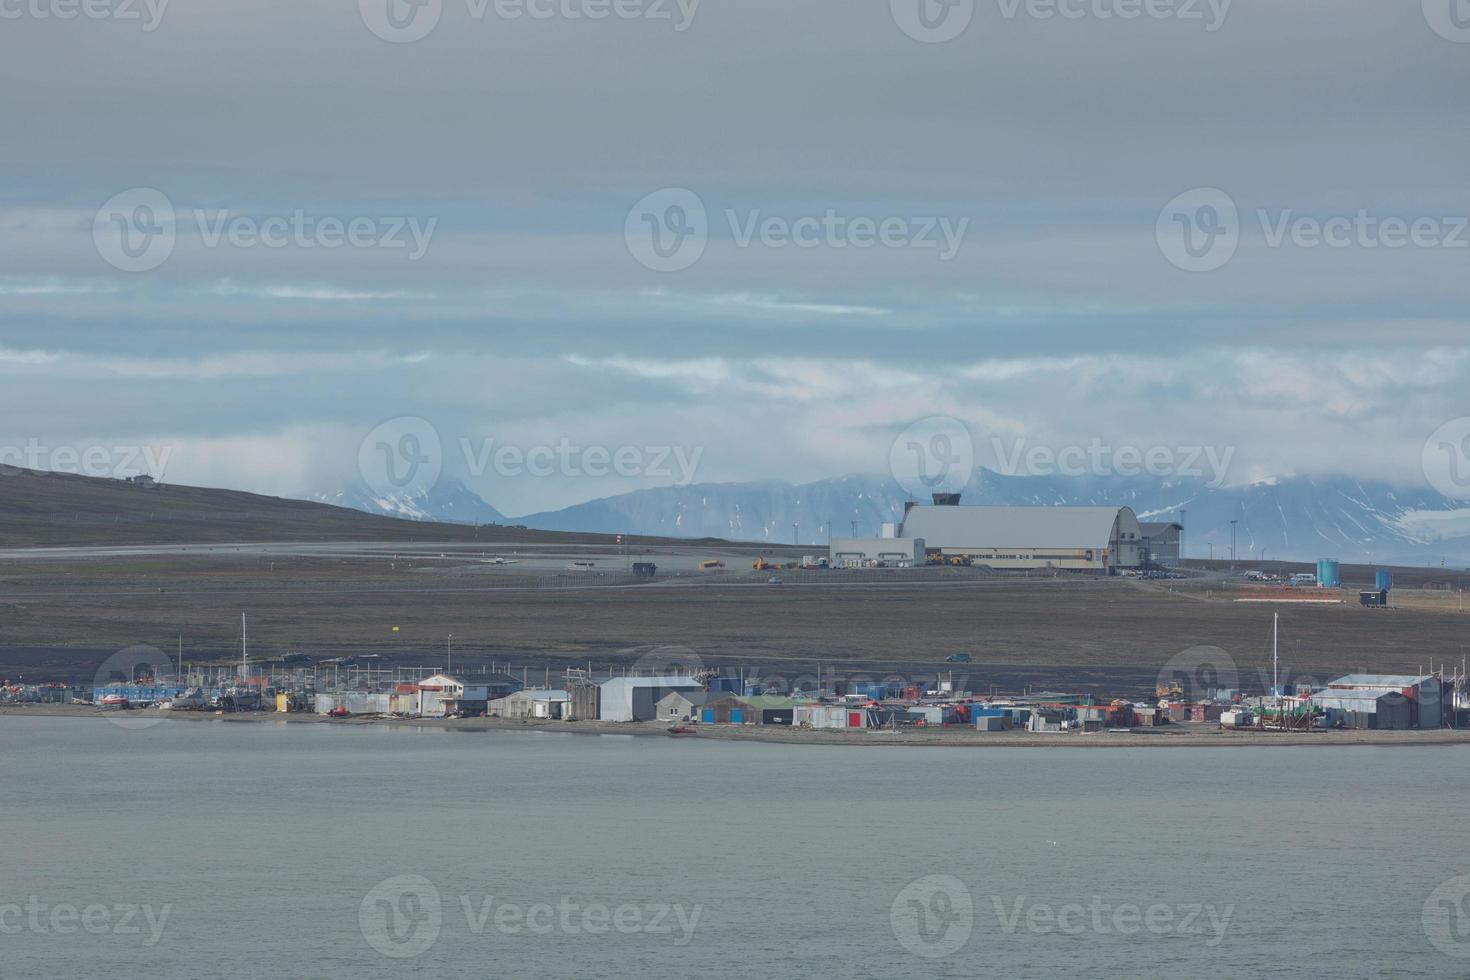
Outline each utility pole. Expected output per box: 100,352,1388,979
446,634,453,675
850,520,857,537
792,522,799,546
1230,519,1238,562
1179,508,1186,562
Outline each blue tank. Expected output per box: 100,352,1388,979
1375,570,1393,593
1317,560,1341,588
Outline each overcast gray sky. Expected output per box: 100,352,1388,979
2,0,1468,514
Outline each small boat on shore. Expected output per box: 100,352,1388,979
666,725,696,736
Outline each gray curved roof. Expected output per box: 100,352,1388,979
899,505,1137,549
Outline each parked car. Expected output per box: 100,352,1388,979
945,653,973,663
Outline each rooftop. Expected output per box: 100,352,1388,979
1327,674,1434,689
899,505,1135,550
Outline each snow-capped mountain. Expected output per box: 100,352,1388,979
515,471,1470,566
313,475,507,526
314,469,1470,565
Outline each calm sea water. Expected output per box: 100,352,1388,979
1,715,1467,979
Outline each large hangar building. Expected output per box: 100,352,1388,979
883,496,1144,573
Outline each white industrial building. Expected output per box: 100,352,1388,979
829,537,925,566
830,497,1143,573
598,676,704,722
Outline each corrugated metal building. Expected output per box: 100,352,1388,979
1324,674,1442,728
1311,689,1413,729
897,500,1143,572
1139,522,1183,565
491,689,570,720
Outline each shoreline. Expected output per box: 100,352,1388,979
4,703,1470,748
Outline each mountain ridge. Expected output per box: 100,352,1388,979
319,470,1470,566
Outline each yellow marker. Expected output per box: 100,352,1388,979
392,626,400,633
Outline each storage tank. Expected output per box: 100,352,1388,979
1317,560,1341,588
1375,570,1393,593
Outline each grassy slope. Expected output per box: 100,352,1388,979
0,467,637,548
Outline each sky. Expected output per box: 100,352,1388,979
2,0,1469,516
